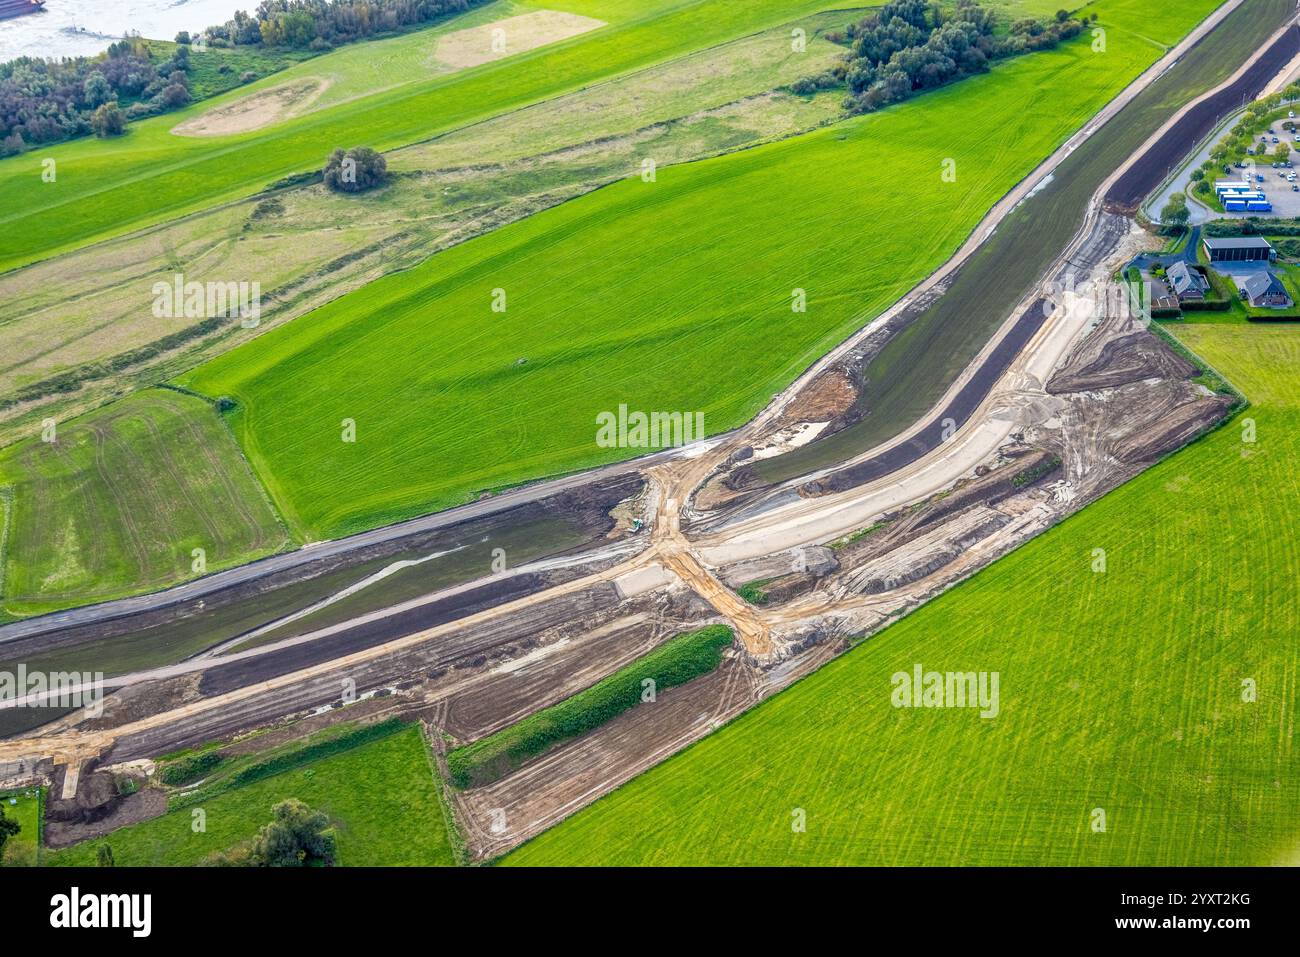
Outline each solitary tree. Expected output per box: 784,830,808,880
323,147,387,193
90,102,127,138
96,844,115,867
1161,192,1190,229
249,799,336,867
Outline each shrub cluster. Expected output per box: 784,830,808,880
802,1,1090,114
159,750,226,786
1,38,191,153
323,146,388,192
1205,217,1300,238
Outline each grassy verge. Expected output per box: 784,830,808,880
736,579,774,605
447,625,734,789
829,519,892,550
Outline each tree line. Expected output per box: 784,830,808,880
1188,84,1300,203
0,38,191,155
792,1,1092,114
202,0,487,52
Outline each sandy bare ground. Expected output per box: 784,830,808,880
432,10,605,71
172,77,329,137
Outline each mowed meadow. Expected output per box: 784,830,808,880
506,325,1300,867
0,390,288,616
0,0,847,272
182,0,1222,539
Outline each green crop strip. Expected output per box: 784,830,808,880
447,625,733,789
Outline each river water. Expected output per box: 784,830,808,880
0,0,250,62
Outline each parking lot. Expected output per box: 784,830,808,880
1228,123,1300,217
1248,163,1300,217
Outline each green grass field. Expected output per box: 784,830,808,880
0,0,852,273
143,39,317,103
0,389,289,617
49,723,457,866
180,0,1220,539
173,1,535,121
505,325,1300,866
0,788,43,866
0,10,847,455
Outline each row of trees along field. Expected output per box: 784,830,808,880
202,0,487,51
1187,83,1300,202
792,0,1093,113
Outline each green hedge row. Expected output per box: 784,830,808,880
159,749,226,786
1204,217,1300,238
447,625,734,789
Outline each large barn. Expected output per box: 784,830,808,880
1202,236,1275,263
